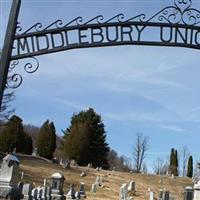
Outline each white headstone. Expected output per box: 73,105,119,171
128,181,135,192
66,184,76,199
95,176,101,186
80,171,86,177
22,183,33,199
149,191,154,200
194,181,200,200
119,183,128,200
91,184,96,193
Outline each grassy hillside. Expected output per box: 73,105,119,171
18,156,192,200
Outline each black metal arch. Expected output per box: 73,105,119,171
0,0,200,107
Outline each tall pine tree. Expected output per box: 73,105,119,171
36,120,56,159
63,108,110,169
187,156,193,178
0,115,33,154
170,148,179,176
174,150,179,176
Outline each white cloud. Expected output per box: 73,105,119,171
160,124,185,132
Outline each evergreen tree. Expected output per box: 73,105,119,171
174,150,179,176
64,122,90,165
63,108,110,168
36,120,56,159
170,148,175,174
24,134,33,155
0,115,33,154
170,148,179,176
187,156,193,178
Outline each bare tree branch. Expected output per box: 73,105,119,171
133,133,149,173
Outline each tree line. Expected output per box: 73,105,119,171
0,108,110,168
0,108,196,176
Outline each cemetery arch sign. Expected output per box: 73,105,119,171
0,0,200,107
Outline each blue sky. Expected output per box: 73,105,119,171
1,0,200,171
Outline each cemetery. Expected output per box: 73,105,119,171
0,153,199,200
1,0,200,199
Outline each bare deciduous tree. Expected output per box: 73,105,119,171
0,51,15,122
0,90,15,122
133,133,149,173
154,157,164,175
181,146,190,177
153,157,169,175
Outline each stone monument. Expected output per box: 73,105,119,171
0,154,23,199
194,181,200,200
184,186,193,200
51,172,66,200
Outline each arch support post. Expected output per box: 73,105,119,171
0,0,21,111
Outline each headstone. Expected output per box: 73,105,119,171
99,176,103,187
158,190,163,200
75,191,80,199
119,183,128,200
79,182,86,198
60,159,64,166
95,176,101,186
91,184,96,193
96,167,100,171
66,184,76,199
32,148,37,156
194,181,200,200
159,178,163,184
184,186,193,200
149,191,154,200
87,163,92,168
41,186,47,199
70,160,77,167
46,186,51,200
63,160,70,169
21,171,24,180
18,182,23,193
44,178,47,187
38,186,43,199
128,181,135,192
51,172,65,200
22,183,33,200
0,154,23,199
31,188,38,199
80,171,86,177
163,191,169,200
52,157,59,164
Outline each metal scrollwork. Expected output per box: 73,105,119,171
23,22,43,34
126,14,146,22
182,8,200,25
105,13,125,23
16,0,199,36
7,57,39,89
84,15,104,25
24,57,39,74
44,19,63,30
147,0,200,25
15,22,23,35
7,73,23,89
64,17,83,27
